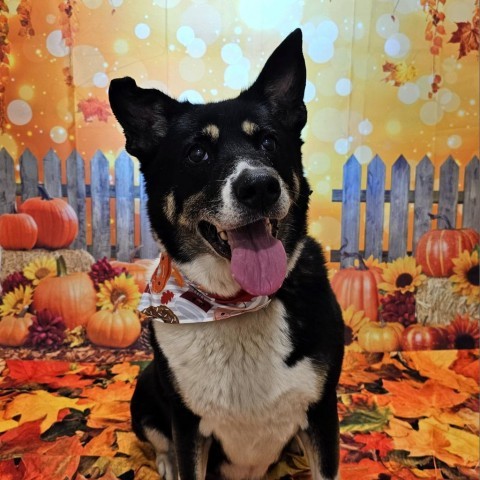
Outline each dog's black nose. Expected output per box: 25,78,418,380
233,169,281,210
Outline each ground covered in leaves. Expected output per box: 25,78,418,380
0,349,478,480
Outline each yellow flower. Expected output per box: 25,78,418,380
361,255,386,272
449,249,479,304
23,256,57,285
378,256,426,294
343,305,370,347
0,285,34,317
97,273,140,311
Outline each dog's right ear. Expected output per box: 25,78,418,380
109,77,174,158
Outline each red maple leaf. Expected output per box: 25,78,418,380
161,290,174,304
353,432,394,457
77,97,112,123
5,360,71,385
448,21,480,58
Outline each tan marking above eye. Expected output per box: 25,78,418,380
163,192,176,222
202,124,220,141
241,120,259,136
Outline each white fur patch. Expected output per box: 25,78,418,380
152,299,325,480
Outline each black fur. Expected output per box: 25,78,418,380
110,28,344,480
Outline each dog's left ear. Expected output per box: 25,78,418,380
244,28,307,130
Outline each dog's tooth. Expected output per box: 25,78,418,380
219,231,228,241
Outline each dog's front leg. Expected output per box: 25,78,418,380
171,404,211,480
297,389,341,480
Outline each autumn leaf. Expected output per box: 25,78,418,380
399,351,478,395
339,352,380,388
82,425,117,456
0,459,25,480
78,97,112,122
451,350,479,380
340,398,391,433
387,416,479,467
5,359,71,385
377,378,469,418
382,61,417,86
353,431,393,457
3,390,93,433
111,362,139,383
339,458,391,480
0,419,43,456
449,21,480,58
81,380,134,403
161,290,174,304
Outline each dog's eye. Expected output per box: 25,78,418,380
187,145,209,164
260,135,276,152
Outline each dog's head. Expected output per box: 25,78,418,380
109,29,311,298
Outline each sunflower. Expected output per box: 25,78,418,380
97,273,141,311
449,249,479,304
446,314,479,350
23,256,57,285
0,285,34,317
343,305,370,351
378,256,426,294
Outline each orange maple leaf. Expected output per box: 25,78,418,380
377,378,469,418
448,21,480,58
111,362,139,383
382,61,417,87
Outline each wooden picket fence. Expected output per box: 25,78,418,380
0,148,159,261
331,154,480,268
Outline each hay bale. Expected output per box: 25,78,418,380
415,277,478,326
0,247,95,281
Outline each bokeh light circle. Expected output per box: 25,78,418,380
420,102,444,125
306,152,331,175
93,72,109,88
335,78,352,96
135,23,151,40
308,37,334,63
304,80,316,103
354,145,373,164
384,33,410,58
177,26,195,47
7,100,32,125
221,43,243,65
398,82,420,104
181,4,222,45
179,90,204,104
82,0,102,8
376,14,400,39
50,126,68,143
334,138,350,155
46,30,70,57
316,20,339,42
187,38,206,58
358,119,373,135
224,63,249,90
447,134,462,149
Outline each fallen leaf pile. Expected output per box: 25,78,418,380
0,349,478,479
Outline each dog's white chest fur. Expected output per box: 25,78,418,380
153,300,325,479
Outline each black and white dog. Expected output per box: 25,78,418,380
109,29,344,480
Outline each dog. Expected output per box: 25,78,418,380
109,28,344,480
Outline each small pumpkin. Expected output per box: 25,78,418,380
357,319,404,352
19,185,79,249
401,323,447,351
0,307,34,347
0,207,38,250
110,258,155,293
33,256,96,329
415,213,479,277
331,252,379,322
86,295,141,348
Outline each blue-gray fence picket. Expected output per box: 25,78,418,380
0,148,158,261
331,154,480,266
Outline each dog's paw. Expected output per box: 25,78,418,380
156,452,174,480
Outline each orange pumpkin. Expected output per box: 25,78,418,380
331,254,379,322
111,259,156,292
19,185,79,249
415,214,479,277
358,320,404,352
86,307,141,348
0,210,38,250
0,309,34,346
33,256,96,329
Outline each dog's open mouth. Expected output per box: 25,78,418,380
198,219,287,296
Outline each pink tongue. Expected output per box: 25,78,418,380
226,220,287,296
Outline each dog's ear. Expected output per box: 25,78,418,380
245,28,307,130
109,77,175,158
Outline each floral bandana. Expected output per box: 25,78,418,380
138,254,271,324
